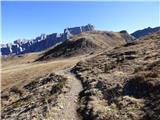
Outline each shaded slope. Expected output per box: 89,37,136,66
72,32,160,120
36,31,133,61
37,37,99,61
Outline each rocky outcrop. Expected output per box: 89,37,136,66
131,26,160,38
120,30,135,43
1,24,95,55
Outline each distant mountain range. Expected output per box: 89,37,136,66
1,25,160,56
1,24,94,55
131,26,160,38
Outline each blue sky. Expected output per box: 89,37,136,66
1,1,160,43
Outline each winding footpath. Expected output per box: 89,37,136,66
53,68,83,120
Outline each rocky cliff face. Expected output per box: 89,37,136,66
1,24,95,55
131,26,160,38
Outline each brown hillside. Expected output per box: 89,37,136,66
72,32,160,120
36,31,133,61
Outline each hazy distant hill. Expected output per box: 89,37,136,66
131,26,160,38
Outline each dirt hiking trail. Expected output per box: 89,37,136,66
53,68,83,120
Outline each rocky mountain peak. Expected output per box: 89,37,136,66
1,24,95,56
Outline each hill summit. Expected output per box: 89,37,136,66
36,30,134,61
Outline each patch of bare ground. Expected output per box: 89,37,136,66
72,32,160,120
46,68,82,120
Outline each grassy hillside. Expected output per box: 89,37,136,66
72,32,160,120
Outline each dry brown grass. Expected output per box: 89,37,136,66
1,72,69,120
1,52,40,68
72,32,160,120
1,55,80,90
71,31,125,48
36,30,127,61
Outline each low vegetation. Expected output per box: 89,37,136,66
72,32,160,120
1,73,69,120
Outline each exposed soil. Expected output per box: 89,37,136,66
52,68,83,120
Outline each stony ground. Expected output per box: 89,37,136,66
1,68,83,120
1,73,69,120
72,32,160,120
51,68,82,120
